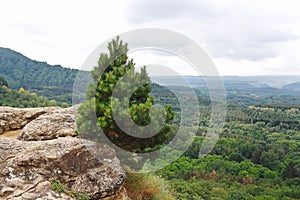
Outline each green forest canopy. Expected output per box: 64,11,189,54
0,47,90,103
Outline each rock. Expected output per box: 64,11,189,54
0,106,60,134
18,105,79,141
0,137,127,200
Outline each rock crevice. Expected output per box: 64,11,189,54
0,107,60,134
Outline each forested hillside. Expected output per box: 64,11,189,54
0,47,90,103
0,85,68,108
151,93,300,199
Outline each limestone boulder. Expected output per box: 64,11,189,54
0,137,127,200
18,105,79,141
0,106,59,134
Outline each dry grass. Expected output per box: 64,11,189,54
124,173,176,200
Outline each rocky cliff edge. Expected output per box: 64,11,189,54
0,106,128,200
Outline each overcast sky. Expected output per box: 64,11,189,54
1,0,300,76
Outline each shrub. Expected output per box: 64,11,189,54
124,173,175,200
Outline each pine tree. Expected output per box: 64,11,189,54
77,37,174,152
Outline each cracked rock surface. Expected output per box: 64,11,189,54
0,106,59,134
0,137,126,199
18,105,79,141
0,106,129,200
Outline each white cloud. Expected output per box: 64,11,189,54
214,38,300,76
0,0,129,68
130,50,200,76
1,0,300,76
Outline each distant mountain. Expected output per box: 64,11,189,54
1,47,299,104
152,76,300,96
282,82,300,91
0,47,90,103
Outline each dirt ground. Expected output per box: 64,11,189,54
0,129,21,139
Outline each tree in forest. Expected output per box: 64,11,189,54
228,152,245,163
282,162,300,179
226,190,246,200
77,37,174,152
0,76,8,87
